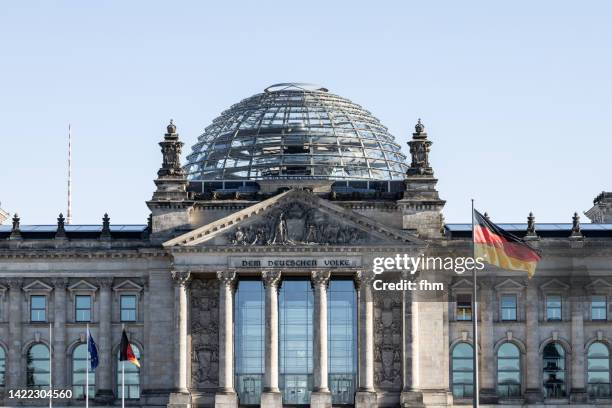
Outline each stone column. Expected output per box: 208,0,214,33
260,270,282,408
52,278,69,389
215,270,238,408
400,271,424,407
524,280,543,402
168,271,192,408
6,278,23,388
354,270,377,408
478,280,498,403
569,287,586,402
311,270,331,408
95,277,113,403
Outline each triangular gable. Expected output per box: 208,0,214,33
68,280,98,293
451,278,479,290
113,279,143,292
23,280,53,292
495,278,526,290
540,279,570,291
585,278,612,290
164,189,423,248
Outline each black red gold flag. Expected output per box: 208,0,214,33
120,329,141,368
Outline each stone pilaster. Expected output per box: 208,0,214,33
569,286,587,402
478,280,498,404
524,281,543,402
6,278,23,388
400,271,424,407
260,270,282,408
311,270,331,408
95,277,114,403
168,271,192,408
52,278,69,388
354,270,377,408
215,271,238,408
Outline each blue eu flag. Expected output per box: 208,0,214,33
88,330,99,371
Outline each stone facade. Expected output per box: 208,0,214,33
0,120,610,408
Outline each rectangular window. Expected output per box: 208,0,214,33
120,295,137,322
75,295,92,322
456,294,472,321
546,295,562,321
591,296,607,321
501,295,517,321
31,295,46,322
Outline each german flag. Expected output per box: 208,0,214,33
120,329,140,368
474,210,541,278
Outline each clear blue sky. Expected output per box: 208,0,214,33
1,1,610,224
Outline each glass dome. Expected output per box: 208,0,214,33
185,83,408,181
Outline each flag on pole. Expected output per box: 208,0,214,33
88,330,99,371
119,329,140,368
473,209,542,277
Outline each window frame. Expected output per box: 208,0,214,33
75,295,92,323
115,343,141,399
591,295,608,321
451,342,474,399
500,294,518,322
30,295,47,322
26,343,50,389
542,341,566,398
72,343,96,399
496,342,521,398
0,345,6,387
455,293,473,322
545,294,562,322
120,295,138,322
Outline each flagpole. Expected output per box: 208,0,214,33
86,323,89,408
471,199,479,408
122,324,125,408
49,322,53,408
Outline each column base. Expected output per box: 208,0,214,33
94,388,115,404
570,388,588,403
419,389,453,406
168,391,191,408
260,390,283,408
214,391,238,408
310,390,332,408
524,388,544,403
480,388,499,404
401,390,424,407
355,390,378,408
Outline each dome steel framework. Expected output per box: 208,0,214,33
185,83,408,181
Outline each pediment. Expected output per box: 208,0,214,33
540,278,570,291
451,278,478,290
585,278,612,290
113,279,143,292
23,280,53,292
164,189,423,248
495,278,526,291
68,280,98,293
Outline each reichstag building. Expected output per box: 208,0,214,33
1,83,611,407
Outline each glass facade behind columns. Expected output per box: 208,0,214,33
328,280,358,404
235,280,265,405
280,280,314,405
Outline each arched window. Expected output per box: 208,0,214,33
587,342,611,398
27,343,50,388
0,346,6,386
452,343,474,398
497,343,521,397
542,342,566,398
73,344,95,399
116,346,140,399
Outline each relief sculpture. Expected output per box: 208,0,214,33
374,288,403,390
190,278,219,389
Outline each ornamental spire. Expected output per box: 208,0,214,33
150,119,189,202
56,213,67,239
570,212,583,238
406,118,433,176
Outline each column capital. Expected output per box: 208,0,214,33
354,270,376,290
262,270,281,290
311,270,331,289
6,277,23,290
52,277,70,289
96,277,114,289
217,270,237,286
171,270,192,287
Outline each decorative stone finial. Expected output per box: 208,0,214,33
570,211,583,238
415,118,425,134
525,211,538,238
100,213,111,240
167,119,177,134
11,213,20,231
56,213,66,238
